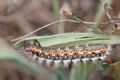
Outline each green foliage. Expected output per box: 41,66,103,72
71,62,101,80
0,47,54,80
52,0,60,20
55,66,68,80
14,32,120,49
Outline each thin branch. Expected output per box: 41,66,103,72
11,19,79,42
104,3,112,20
11,18,119,42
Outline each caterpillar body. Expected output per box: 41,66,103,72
24,45,108,68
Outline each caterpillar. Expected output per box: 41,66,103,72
24,43,109,68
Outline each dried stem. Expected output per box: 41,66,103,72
11,18,120,42
11,19,79,42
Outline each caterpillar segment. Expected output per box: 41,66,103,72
24,46,108,68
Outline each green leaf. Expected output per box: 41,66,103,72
0,47,55,80
55,66,68,80
71,62,101,80
14,32,120,49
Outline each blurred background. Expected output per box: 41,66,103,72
0,0,120,45
0,0,120,80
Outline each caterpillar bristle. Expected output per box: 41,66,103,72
54,60,63,68
63,59,72,68
74,45,80,51
72,59,80,66
64,47,70,52
38,57,46,65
